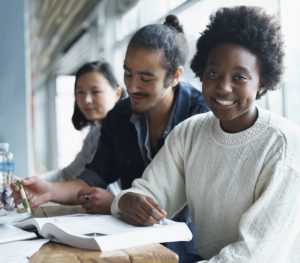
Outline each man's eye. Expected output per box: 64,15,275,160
141,76,152,82
124,70,132,77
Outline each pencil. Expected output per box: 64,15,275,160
16,180,31,213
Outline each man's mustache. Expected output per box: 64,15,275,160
129,92,149,97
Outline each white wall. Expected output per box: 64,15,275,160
0,0,33,177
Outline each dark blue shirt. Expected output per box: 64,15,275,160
129,97,176,166
79,81,209,189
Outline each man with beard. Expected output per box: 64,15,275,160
13,14,208,213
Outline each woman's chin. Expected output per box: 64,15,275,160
85,114,104,122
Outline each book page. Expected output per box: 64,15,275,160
45,214,145,235
91,218,193,251
15,214,78,232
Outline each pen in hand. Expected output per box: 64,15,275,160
16,180,31,213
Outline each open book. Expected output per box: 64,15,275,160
15,214,192,251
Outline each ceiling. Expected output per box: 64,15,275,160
29,0,140,89
29,0,101,88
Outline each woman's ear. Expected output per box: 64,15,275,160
170,66,184,87
258,80,267,96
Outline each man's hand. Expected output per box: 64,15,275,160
77,187,114,214
10,176,51,207
118,192,167,226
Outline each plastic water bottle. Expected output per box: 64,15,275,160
0,143,9,192
0,142,15,210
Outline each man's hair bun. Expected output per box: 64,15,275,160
164,14,183,33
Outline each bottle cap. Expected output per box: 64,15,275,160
0,142,9,152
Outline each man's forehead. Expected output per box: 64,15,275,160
124,47,165,72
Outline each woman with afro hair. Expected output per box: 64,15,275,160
112,6,300,262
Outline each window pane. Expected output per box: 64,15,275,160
116,3,140,41
55,76,87,168
281,0,300,124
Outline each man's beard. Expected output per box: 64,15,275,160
129,92,151,114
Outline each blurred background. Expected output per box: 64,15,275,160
0,0,299,177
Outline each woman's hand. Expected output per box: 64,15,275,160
118,192,167,226
77,187,114,214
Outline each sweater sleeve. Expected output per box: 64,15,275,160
41,125,100,182
197,154,300,262
112,120,191,219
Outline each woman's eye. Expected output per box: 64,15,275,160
207,71,219,79
92,90,102,95
76,91,84,96
234,74,247,82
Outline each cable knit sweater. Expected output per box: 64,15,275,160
112,107,300,262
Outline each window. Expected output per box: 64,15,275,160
280,0,300,124
55,76,88,168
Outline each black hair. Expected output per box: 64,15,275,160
128,14,188,83
72,61,120,130
190,6,284,99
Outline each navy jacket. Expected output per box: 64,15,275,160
79,82,209,189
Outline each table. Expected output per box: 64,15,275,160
28,205,179,263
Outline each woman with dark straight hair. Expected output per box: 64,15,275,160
42,61,124,182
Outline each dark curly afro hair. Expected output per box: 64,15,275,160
190,6,284,99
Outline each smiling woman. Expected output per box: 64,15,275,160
40,61,124,182
201,43,263,133
75,71,120,123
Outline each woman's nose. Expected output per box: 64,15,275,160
217,77,232,93
84,93,93,103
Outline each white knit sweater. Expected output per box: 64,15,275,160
112,107,300,262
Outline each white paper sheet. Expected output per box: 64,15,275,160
0,210,31,225
0,224,36,243
0,239,49,263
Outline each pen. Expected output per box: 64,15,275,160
16,180,31,213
